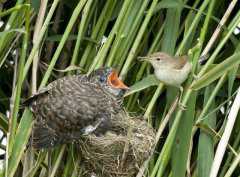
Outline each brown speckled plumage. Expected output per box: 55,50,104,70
24,67,128,149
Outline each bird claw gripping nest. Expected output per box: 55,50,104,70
78,111,156,177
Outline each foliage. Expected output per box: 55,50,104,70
0,0,240,176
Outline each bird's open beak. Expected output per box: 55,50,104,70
107,71,129,90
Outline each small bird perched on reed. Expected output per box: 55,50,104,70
139,52,192,107
24,67,129,149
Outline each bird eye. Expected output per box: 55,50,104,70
156,58,161,61
99,75,105,82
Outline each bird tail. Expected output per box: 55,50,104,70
28,121,61,149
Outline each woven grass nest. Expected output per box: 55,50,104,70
78,111,156,177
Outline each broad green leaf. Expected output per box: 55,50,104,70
124,74,160,97
172,91,197,177
191,52,240,90
154,0,183,13
198,85,215,177
7,109,33,177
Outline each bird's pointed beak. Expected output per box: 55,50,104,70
138,56,153,62
108,71,129,90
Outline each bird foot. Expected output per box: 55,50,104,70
193,74,199,80
178,102,187,110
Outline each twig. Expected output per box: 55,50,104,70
186,129,194,177
32,0,48,93
200,0,238,60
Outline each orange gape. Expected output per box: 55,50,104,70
107,70,129,90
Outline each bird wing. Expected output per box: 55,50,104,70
55,85,115,134
30,119,62,149
173,56,188,70
30,77,119,148
22,75,86,107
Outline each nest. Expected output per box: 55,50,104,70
78,111,156,177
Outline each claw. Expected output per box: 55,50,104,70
178,86,187,110
193,74,199,80
178,102,187,110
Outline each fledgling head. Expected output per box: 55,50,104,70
139,52,176,69
88,67,129,98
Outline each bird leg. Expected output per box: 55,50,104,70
193,73,199,80
81,118,103,135
178,86,186,110
92,115,112,136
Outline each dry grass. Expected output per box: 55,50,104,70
79,112,156,177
